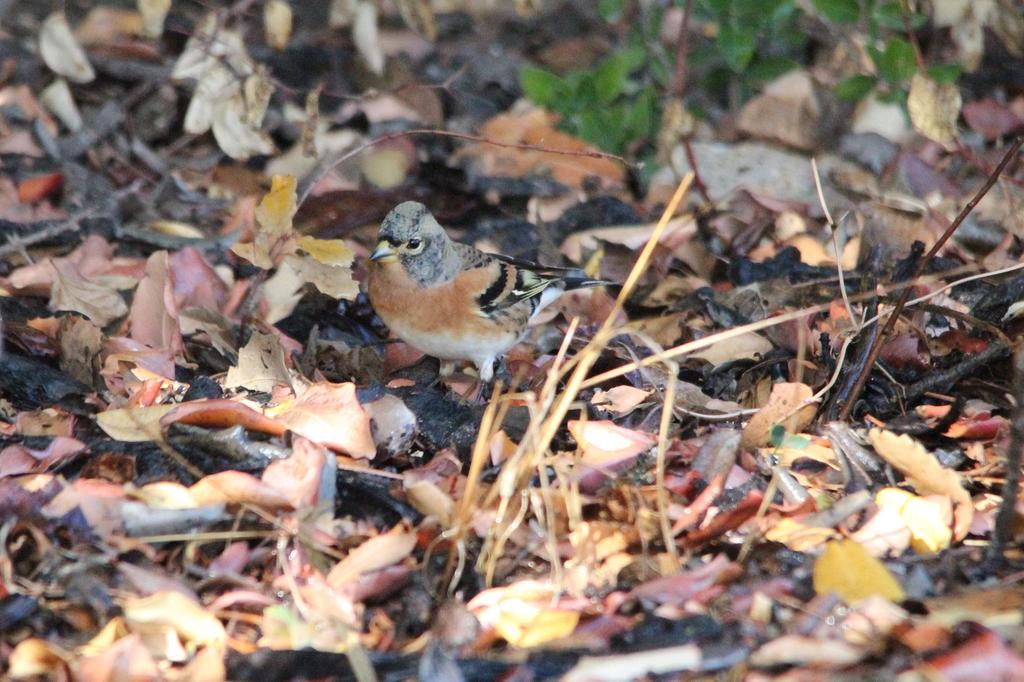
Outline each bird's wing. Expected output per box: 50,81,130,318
452,242,613,316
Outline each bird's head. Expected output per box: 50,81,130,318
369,201,448,266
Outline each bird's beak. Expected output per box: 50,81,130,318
369,240,397,263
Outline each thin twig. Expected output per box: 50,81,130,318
990,346,1024,562
898,0,928,72
837,136,1023,421
0,211,92,259
812,157,858,331
298,128,636,207
671,0,694,99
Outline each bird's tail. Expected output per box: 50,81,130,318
561,276,619,293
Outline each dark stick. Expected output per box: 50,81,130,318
990,347,1024,562
837,136,1023,421
671,0,694,99
669,0,713,205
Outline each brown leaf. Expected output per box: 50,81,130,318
224,331,292,392
190,470,292,509
262,437,328,510
455,109,625,191
327,524,417,588
129,250,183,355
741,382,816,449
50,260,128,327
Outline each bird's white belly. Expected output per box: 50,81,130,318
390,320,517,362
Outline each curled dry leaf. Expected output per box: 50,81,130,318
876,487,952,555
138,0,172,37
190,470,293,509
868,428,973,540
690,331,773,365
353,0,385,75
232,175,298,269
907,73,962,146
40,79,82,132
160,399,289,437
171,14,273,159
262,437,327,510
40,12,95,83
750,635,864,668
7,638,70,679
591,385,650,415
123,590,227,649
327,524,417,588
468,581,582,649
568,419,657,493
741,382,816,449
96,404,178,442
129,250,183,356
272,382,376,458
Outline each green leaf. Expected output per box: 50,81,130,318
597,0,624,22
718,25,756,72
834,73,877,101
874,1,927,30
623,86,657,139
575,73,599,106
577,109,618,153
519,66,567,107
747,55,799,83
769,424,787,448
877,38,917,85
928,63,962,85
813,0,860,24
594,55,630,102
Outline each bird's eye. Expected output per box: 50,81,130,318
406,238,423,251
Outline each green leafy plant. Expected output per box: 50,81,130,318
818,0,961,103
692,0,807,104
519,46,660,156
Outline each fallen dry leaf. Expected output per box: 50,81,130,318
327,524,417,588
868,428,973,540
741,382,816,449
813,538,905,604
272,382,376,458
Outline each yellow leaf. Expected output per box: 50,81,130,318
813,539,905,604
124,591,226,648
868,428,972,540
764,517,838,551
95,405,176,442
295,236,355,266
235,175,298,268
907,73,961,145
876,487,952,554
285,248,359,300
496,603,580,648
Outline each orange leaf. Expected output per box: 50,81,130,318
160,399,288,436
272,382,375,458
17,172,63,203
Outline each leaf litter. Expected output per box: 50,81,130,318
0,2,1023,681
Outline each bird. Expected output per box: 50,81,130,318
366,201,612,382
